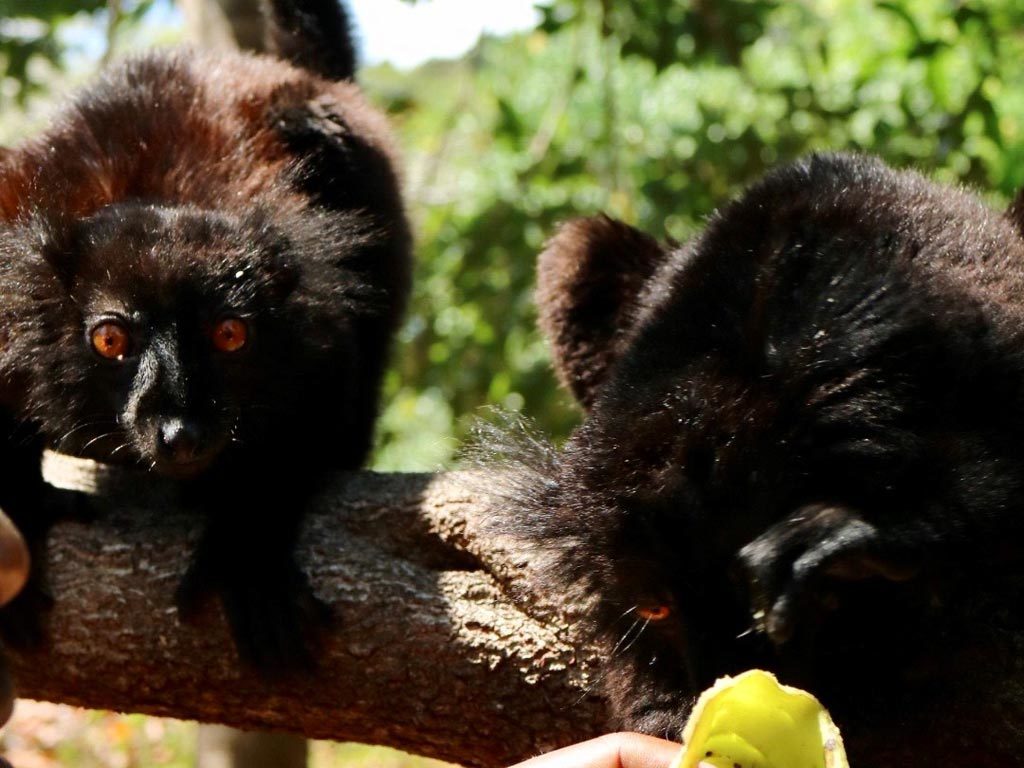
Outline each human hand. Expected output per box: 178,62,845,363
0,509,28,609
0,507,29,729
510,733,681,768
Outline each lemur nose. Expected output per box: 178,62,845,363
157,418,204,463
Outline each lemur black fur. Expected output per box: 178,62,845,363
0,0,410,676
496,153,1024,763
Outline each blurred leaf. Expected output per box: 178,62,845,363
0,0,154,107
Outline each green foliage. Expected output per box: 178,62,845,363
4,0,1024,471
0,0,153,108
366,0,1024,470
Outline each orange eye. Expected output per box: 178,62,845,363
90,321,131,360
636,605,672,621
211,317,248,353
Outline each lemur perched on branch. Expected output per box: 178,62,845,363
0,0,410,703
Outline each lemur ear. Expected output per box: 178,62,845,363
536,215,668,410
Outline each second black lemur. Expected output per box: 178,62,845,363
493,152,1024,764
0,0,410,672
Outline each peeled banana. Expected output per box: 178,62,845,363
669,669,848,768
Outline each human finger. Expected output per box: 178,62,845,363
510,732,681,768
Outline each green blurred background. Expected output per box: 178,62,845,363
371,0,1024,469
3,0,1024,764
8,0,1024,476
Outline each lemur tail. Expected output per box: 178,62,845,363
263,0,357,80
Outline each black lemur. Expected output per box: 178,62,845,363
0,0,410,675
496,153,1024,763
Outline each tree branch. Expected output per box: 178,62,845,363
7,456,607,768
17,456,1024,767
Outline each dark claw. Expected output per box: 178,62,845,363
176,554,331,675
737,504,920,646
174,558,213,623
223,567,330,674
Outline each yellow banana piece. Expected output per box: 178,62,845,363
669,669,848,768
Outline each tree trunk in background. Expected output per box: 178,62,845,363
179,0,264,51
177,3,307,767
196,725,308,768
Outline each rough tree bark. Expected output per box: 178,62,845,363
6,454,607,768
